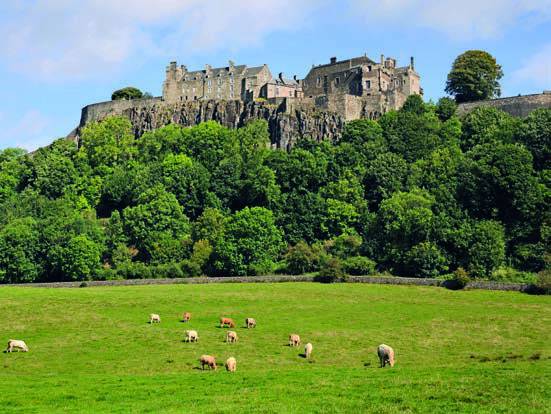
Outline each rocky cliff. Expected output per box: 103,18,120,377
78,98,345,149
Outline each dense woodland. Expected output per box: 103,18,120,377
0,95,549,284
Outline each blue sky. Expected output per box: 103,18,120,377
0,0,549,151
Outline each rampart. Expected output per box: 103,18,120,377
457,92,551,117
77,97,345,149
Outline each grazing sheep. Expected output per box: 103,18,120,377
225,357,237,372
245,317,256,328
289,334,301,347
377,344,395,368
305,342,313,359
185,330,199,343
149,314,161,324
220,317,235,328
182,312,191,322
226,331,238,343
200,355,217,370
5,339,29,353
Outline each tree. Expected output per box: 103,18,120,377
54,235,102,280
435,97,457,122
0,217,42,283
445,50,503,103
111,87,143,101
211,207,284,276
461,106,519,151
364,152,408,208
79,116,136,170
467,220,505,278
516,108,551,170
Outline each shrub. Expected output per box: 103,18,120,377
180,259,202,277
314,258,346,283
404,242,448,278
284,241,319,275
534,269,551,295
115,262,151,279
445,267,470,290
490,267,537,284
342,256,376,275
155,262,184,278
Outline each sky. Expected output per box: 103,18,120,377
0,0,549,151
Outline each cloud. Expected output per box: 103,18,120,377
0,110,52,151
510,43,551,90
350,0,551,40
0,0,319,81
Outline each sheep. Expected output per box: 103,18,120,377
225,357,237,372
304,342,313,358
289,334,301,347
220,317,235,328
245,317,256,328
200,355,217,370
185,330,199,343
377,344,395,368
5,339,29,353
182,312,191,322
226,331,238,343
149,313,161,324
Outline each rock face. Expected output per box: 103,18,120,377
78,98,346,148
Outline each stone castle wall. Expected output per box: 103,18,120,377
78,97,345,149
457,92,551,117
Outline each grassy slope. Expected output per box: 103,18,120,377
0,283,549,413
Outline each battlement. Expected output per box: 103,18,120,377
457,92,551,117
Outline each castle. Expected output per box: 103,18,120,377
162,54,421,120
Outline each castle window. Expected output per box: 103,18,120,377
365,80,371,89
207,80,212,86
316,77,321,87
335,77,340,85
368,66,372,72
289,90,293,97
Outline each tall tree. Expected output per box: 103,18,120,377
445,50,503,103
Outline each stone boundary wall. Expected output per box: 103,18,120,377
457,92,551,118
2,275,531,292
79,97,163,127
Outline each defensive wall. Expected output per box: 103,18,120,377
457,91,551,117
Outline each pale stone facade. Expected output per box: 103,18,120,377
162,54,421,119
163,60,272,103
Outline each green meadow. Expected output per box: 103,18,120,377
0,283,549,413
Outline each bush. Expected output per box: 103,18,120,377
534,269,551,294
342,256,376,275
314,258,346,283
404,242,448,278
180,259,202,277
490,267,537,284
284,241,319,275
155,262,184,278
115,262,151,279
445,267,471,290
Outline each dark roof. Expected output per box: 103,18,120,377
267,77,300,86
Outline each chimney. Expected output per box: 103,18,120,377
380,54,384,65
169,61,177,70
293,75,297,81
330,57,337,64
410,56,415,70
278,72,285,82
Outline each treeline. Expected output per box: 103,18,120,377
0,95,549,284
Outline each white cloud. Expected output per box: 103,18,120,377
351,0,551,40
510,43,551,90
0,110,52,151
0,0,319,81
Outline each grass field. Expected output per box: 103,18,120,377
0,283,549,413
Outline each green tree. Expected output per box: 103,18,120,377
467,220,505,278
445,50,503,103
341,119,384,145
111,87,143,100
0,217,42,283
461,106,519,151
435,97,458,121
79,116,137,170
404,241,448,278
516,108,551,170
122,185,190,258
212,207,284,276
54,235,102,280
364,152,408,208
